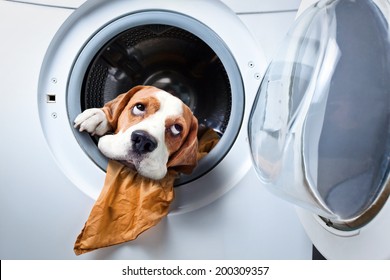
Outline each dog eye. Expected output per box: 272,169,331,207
170,124,183,136
132,103,145,115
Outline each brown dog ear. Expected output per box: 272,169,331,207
167,113,199,174
101,85,148,132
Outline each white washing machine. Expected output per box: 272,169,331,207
0,0,312,259
249,0,390,259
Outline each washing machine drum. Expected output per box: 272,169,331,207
83,24,231,136
81,24,231,184
249,0,390,231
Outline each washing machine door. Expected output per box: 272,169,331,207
249,0,390,259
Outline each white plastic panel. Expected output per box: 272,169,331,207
9,0,301,12
6,0,85,8
239,11,297,61
220,0,301,13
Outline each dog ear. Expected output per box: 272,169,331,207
101,85,148,132
167,111,199,174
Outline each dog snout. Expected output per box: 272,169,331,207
131,130,158,154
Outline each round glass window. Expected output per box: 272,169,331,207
74,23,240,186
248,0,390,230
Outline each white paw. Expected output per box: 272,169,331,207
74,108,111,136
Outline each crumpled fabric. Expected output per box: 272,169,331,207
74,128,220,255
74,160,176,255
197,127,220,161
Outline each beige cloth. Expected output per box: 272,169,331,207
74,129,220,255
74,160,176,255
197,128,220,161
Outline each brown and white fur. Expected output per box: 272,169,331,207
74,86,198,180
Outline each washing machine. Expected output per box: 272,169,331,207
0,0,312,259
249,0,390,259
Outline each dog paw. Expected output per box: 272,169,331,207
74,108,111,136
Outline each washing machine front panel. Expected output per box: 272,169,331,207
249,0,390,259
0,0,93,259
39,0,266,213
1,0,313,259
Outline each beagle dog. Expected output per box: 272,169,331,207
74,86,198,180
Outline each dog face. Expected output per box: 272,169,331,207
82,86,198,180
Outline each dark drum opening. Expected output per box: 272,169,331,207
81,24,232,185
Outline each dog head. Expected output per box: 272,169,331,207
98,86,198,180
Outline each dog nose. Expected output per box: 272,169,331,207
131,130,158,154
